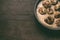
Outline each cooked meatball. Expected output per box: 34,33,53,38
54,14,60,18
55,19,60,27
44,16,54,25
50,0,58,5
54,3,60,11
38,7,46,15
47,8,53,15
42,1,51,8
54,11,60,18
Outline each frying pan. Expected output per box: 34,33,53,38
34,0,60,30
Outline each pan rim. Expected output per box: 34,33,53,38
34,0,60,30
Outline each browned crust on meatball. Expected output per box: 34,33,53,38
47,8,53,15
42,1,51,8
55,19,60,27
54,11,60,18
38,7,46,15
50,0,58,5
44,16,54,25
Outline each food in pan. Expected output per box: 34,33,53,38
54,2,60,11
50,0,58,5
44,16,54,25
42,0,51,8
55,19,60,27
47,8,53,15
54,11,60,18
36,0,60,29
38,7,46,15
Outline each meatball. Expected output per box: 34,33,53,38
38,7,46,15
54,14,60,18
47,8,53,15
50,0,58,5
44,16,54,25
54,3,60,11
54,11,60,18
42,1,51,8
55,19,60,27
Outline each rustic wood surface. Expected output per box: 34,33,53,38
0,0,60,40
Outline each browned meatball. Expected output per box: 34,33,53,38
42,1,51,8
55,19,60,27
54,11,60,18
44,16,54,25
50,0,58,5
54,3,60,11
54,14,60,18
47,8,53,15
38,7,46,15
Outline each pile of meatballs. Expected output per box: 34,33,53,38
38,0,60,27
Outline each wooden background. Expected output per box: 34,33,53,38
0,0,60,40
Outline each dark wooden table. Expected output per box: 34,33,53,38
0,0,60,40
